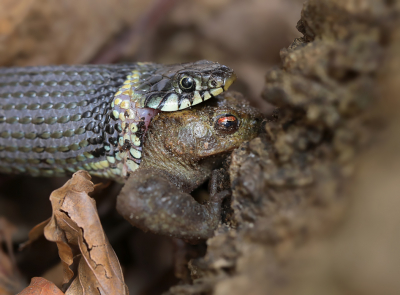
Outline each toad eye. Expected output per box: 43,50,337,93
179,76,195,92
215,114,239,134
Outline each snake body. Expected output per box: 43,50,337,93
0,61,236,180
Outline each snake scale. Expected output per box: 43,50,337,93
0,60,236,180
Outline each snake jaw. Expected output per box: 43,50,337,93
130,61,236,112
224,72,237,91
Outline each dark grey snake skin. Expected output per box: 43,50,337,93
0,61,236,179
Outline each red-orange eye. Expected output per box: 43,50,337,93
215,114,239,134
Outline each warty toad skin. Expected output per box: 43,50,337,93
117,92,261,240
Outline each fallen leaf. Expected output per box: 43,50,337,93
17,277,64,295
93,181,112,193
19,218,50,250
31,170,128,295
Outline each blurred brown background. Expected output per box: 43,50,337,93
0,0,303,113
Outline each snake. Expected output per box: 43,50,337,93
0,60,236,179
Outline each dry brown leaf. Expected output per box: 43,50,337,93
19,218,51,250
17,277,64,295
37,170,128,295
0,217,25,295
92,181,112,194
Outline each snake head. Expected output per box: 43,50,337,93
133,60,236,111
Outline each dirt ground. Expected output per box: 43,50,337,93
0,0,399,294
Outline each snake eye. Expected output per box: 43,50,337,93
215,114,239,134
179,76,195,92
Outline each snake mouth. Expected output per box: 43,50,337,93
208,71,237,97
224,72,237,91
135,63,237,112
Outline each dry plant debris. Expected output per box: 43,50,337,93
17,277,64,295
21,171,128,295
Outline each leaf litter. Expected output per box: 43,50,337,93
19,171,128,295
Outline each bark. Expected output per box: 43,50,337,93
167,1,400,294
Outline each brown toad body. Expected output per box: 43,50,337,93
117,92,262,240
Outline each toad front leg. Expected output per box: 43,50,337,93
116,168,230,241
116,92,261,240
